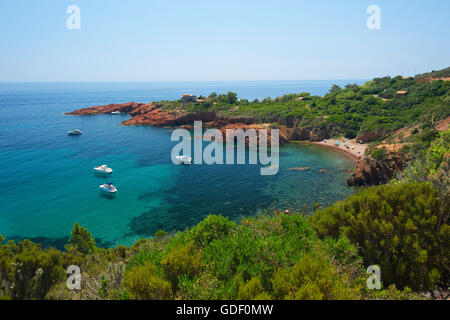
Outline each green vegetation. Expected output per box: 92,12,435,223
65,222,96,255
415,67,450,79
311,182,448,291
399,130,449,184
0,236,68,300
160,73,449,141
2,178,447,300
1,69,448,300
2,199,439,300
367,146,387,161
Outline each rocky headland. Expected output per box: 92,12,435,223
347,149,410,186
65,102,331,144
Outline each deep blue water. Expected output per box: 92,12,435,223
0,81,363,248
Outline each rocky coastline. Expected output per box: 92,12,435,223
347,150,410,186
66,102,408,186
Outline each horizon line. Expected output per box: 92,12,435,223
0,78,371,84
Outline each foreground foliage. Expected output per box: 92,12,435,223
311,182,449,291
120,215,366,300
396,130,450,215
1,70,448,300
2,184,443,300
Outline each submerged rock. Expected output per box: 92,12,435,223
289,167,311,171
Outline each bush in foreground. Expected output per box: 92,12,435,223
310,182,449,291
124,214,366,300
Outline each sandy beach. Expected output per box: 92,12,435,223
313,138,368,161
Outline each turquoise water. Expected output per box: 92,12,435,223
0,81,361,248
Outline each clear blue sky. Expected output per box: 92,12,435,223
0,0,449,82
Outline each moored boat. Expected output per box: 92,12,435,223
68,129,82,136
99,183,117,193
94,165,113,174
175,155,192,165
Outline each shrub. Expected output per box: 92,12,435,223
188,215,236,247
123,262,171,300
161,241,203,290
237,276,270,300
65,223,96,255
154,230,168,240
368,146,387,161
370,284,423,300
271,253,359,300
0,238,66,299
310,182,449,291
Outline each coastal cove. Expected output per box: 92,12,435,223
0,81,360,248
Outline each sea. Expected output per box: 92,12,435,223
0,80,365,248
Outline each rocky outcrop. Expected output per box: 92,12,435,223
66,102,219,126
124,109,217,126
66,102,143,115
67,103,251,128
356,130,386,144
347,151,410,186
217,123,290,146
291,125,333,142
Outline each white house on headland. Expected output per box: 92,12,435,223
181,94,197,103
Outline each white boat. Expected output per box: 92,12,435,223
111,111,121,115
94,165,113,174
68,129,82,136
175,155,192,165
99,183,117,193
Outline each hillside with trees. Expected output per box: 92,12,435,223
160,72,449,142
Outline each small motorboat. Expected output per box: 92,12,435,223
99,183,117,193
68,129,82,136
94,165,113,174
111,111,121,115
175,155,192,165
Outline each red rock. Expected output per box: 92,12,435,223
347,150,409,186
66,102,143,115
356,130,386,143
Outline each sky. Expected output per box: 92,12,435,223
0,0,449,82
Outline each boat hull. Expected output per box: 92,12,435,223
99,184,117,193
175,156,192,165
94,168,113,174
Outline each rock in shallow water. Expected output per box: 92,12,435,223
288,167,311,171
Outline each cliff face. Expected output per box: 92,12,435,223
125,108,217,126
291,125,334,142
347,151,410,186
